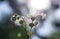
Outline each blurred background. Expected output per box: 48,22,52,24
0,0,60,39
0,0,29,39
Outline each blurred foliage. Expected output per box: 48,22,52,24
48,31,60,39
0,18,29,39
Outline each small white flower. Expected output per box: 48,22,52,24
11,14,25,26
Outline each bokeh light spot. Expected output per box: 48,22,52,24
17,33,22,37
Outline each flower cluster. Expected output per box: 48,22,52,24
11,13,25,26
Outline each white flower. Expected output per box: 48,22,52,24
11,14,25,26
